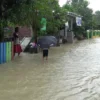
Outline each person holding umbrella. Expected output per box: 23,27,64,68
37,36,57,61
42,44,49,61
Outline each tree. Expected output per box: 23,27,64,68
71,0,93,30
93,11,100,29
62,0,93,38
7,0,66,39
0,0,23,41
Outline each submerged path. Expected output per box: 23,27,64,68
1,38,100,100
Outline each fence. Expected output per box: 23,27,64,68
0,41,14,64
87,30,100,39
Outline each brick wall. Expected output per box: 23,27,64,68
19,26,32,40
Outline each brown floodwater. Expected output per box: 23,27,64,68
1,38,100,100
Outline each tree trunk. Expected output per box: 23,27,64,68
0,21,4,42
30,26,33,37
0,0,6,42
32,23,37,43
32,24,38,53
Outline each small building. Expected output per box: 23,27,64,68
60,12,82,43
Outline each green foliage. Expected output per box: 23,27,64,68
1,0,100,40
62,0,93,37
93,11,100,29
0,19,8,41
7,0,67,37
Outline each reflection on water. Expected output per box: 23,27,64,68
1,38,100,100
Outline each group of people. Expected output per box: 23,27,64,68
13,27,49,60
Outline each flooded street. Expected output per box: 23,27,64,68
1,38,100,100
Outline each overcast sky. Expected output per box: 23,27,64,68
59,0,100,12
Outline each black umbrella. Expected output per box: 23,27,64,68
37,36,57,48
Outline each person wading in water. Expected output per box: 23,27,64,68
13,27,22,56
